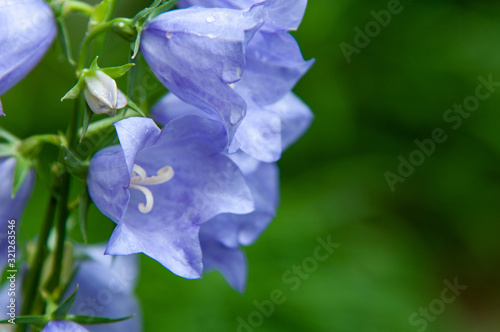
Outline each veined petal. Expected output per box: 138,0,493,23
238,31,314,106
200,237,247,292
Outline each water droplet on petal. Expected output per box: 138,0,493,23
230,110,242,125
206,16,216,23
166,32,173,39
207,33,216,39
229,83,235,89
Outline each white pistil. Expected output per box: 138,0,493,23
129,164,174,214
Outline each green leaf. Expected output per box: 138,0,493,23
52,285,79,318
89,0,110,27
0,316,48,325
12,157,31,198
124,96,147,117
67,314,134,325
101,63,135,79
78,187,91,246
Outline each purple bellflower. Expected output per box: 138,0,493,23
0,157,34,271
152,91,313,162
177,0,314,106
1,244,141,332
140,4,266,140
200,152,279,292
87,116,254,279
0,0,57,116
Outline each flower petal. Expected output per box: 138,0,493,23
114,117,162,177
238,31,314,106
178,0,308,31
87,145,130,223
200,236,247,292
274,92,314,150
0,157,34,271
0,0,56,96
42,321,89,332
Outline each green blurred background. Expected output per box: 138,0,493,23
2,0,500,331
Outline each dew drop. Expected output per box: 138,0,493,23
207,33,216,39
166,32,173,39
230,110,242,125
206,16,216,23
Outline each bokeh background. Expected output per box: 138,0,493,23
2,0,500,331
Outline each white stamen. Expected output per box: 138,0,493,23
129,164,174,213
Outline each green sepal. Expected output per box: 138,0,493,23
52,285,79,319
125,96,147,117
80,105,94,142
12,157,31,198
0,316,48,325
67,314,134,325
78,187,91,246
61,74,87,101
101,63,135,79
63,147,89,181
149,0,178,20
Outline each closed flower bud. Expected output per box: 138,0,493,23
83,71,127,116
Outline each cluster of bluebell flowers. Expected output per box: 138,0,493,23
0,0,313,330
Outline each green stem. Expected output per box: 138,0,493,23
18,190,58,328
63,0,94,16
43,171,71,296
43,94,81,296
76,18,135,76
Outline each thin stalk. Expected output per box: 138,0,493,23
18,192,58,330
43,94,81,296
63,0,94,16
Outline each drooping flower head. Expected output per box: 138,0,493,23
0,157,34,271
140,4,266,140
141,0,313,150
200,153,279,292
87,116,254,279
177,0,314,106
0,0,57,115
